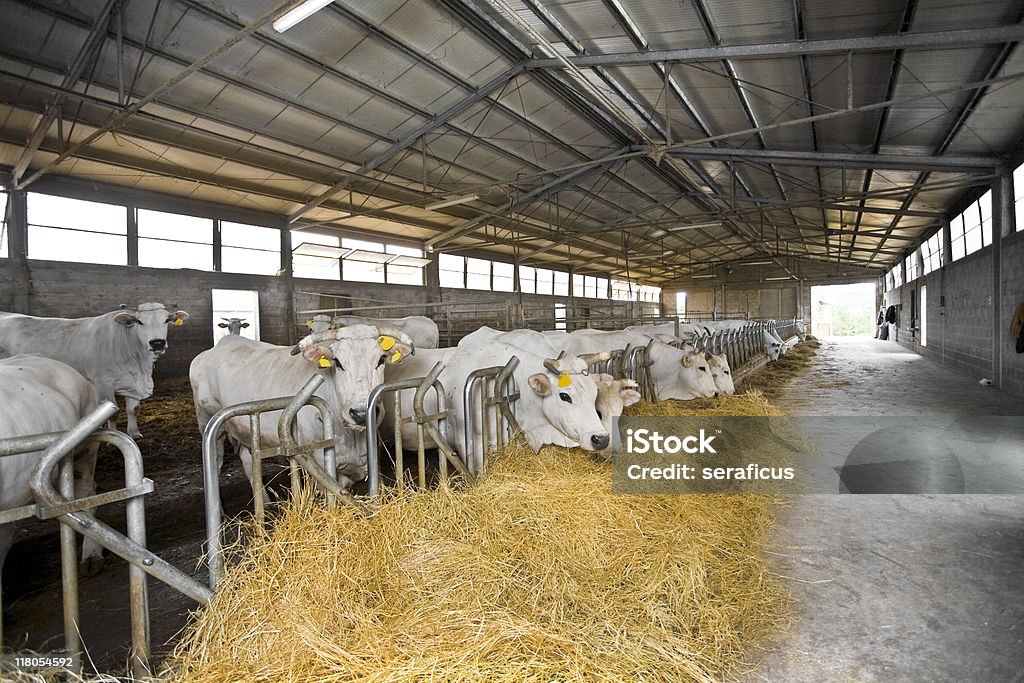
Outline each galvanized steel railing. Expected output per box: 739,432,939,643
366,362,474,496
463,356,521,476
0,401,212,679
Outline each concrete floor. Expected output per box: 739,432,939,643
744,336,1024,682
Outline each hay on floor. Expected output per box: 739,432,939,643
168,447,789,682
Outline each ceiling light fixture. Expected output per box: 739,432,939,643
664,221,722,233
691,273,717,279
765,275,797,281
426,194,479,211
738,260,773,266
273,0,335,32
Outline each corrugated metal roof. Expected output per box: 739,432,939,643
1,0,1021,279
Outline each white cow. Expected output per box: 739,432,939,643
555,329,719,400
0,355,104,575
332,315,439,349
384,341,611,459
218,317,249,335
0,303,189,439
705,352,736,395
457,327,641,440
190,324,414,493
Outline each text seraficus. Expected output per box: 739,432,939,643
625,428,717,454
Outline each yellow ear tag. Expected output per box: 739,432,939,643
390,350,403,363
173,318,183,326
378,335,396,351
558,371,571,388
318,357,331,368
306,319,313,328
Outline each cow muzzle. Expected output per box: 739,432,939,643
591,433,610,450
149,338,167,353
348,408,367,425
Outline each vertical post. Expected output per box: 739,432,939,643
280,219,296,345
212,219,222,272
126,205,138,266
941,218,952,266
58,455,81,669
992,171,1011,389
7,187,31,313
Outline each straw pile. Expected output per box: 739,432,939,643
168,451,788,682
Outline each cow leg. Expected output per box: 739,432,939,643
238,446,270,506
125,397,143,439
74,443,105,577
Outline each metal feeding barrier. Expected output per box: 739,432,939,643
0,402,212,679
463,356,521,476
365,361,474,496
673,318,806,377
201,374,370,590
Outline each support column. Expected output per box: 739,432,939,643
126,205,138,266
7,188,31,313
941,218,952,266
992,171,1012,389
280,221,295,345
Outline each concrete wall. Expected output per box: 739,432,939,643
664,281,809,322
0,258,654,379
882,229,1024,398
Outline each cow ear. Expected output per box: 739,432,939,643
528,373,552,397
620,388,642,408
217,323,228,328
241,322,250,328
384,341,414,365
596,372,614,388
172,310,190,325
114,313,138,326
680,355,693,368
302,344,335,368
704,352,714,362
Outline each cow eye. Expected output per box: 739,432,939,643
724,370,730,375
558,392,572,404
596,409,603,420
376,355,386,368
334,359,345,371
699,366,707,372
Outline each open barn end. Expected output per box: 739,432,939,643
1,0,1023,681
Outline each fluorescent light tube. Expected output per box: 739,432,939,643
691,274,717,279
739,260,773,266
665,222,721,233
273,0,335,32
427,194,479,211
765,276,797,281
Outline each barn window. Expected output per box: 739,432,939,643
466,258,490,290
554,303,567,330
519,266,536,294
535,268,554,295
138,209,213,270
0,187,8,258
595,277,609,299
1015,163,1024,232
611,279,635,301
492,261,514,292
222,222,281,276
921,232,942,275
340,238,386,283
950,214,966,261
292,232,342,280
27,193,127,265
904,252,919,282
439,254,465,288
553,270,569,296
572,273,585,297
385,244,428,286
978,190,992,246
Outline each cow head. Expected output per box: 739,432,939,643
594,373,642,444
763,331,783,361
526,354,610,452
114,303,189,358
291,323,414,428
647,342,718,401
306,314,332,334
705,352,735,395
218,317,250,335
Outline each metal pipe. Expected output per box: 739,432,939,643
58,453,81,670
366,376,426,497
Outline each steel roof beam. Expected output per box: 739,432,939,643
524,24,1024,68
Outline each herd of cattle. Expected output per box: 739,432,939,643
0,303,803,581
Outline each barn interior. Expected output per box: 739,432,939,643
0,0,1022,680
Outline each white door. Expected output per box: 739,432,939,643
920,285,927,347
212,289,260,342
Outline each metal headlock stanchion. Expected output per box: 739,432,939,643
201,374,368,590
463,356,521,476
0,402,214,679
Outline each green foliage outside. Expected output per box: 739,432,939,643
813,301,874,336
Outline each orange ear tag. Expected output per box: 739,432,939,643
558,371,571,388
318,357,331,368
378,335,396,351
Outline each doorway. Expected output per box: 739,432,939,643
212,289,260,342
810,282,875,337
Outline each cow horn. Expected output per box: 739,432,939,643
578,351,611,368
290,329,339,355
619,378,639,389
543,358,561,375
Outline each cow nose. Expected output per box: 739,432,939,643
714,392,720,398
591,434,610,450
349,408,367,425
149,338,167,351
